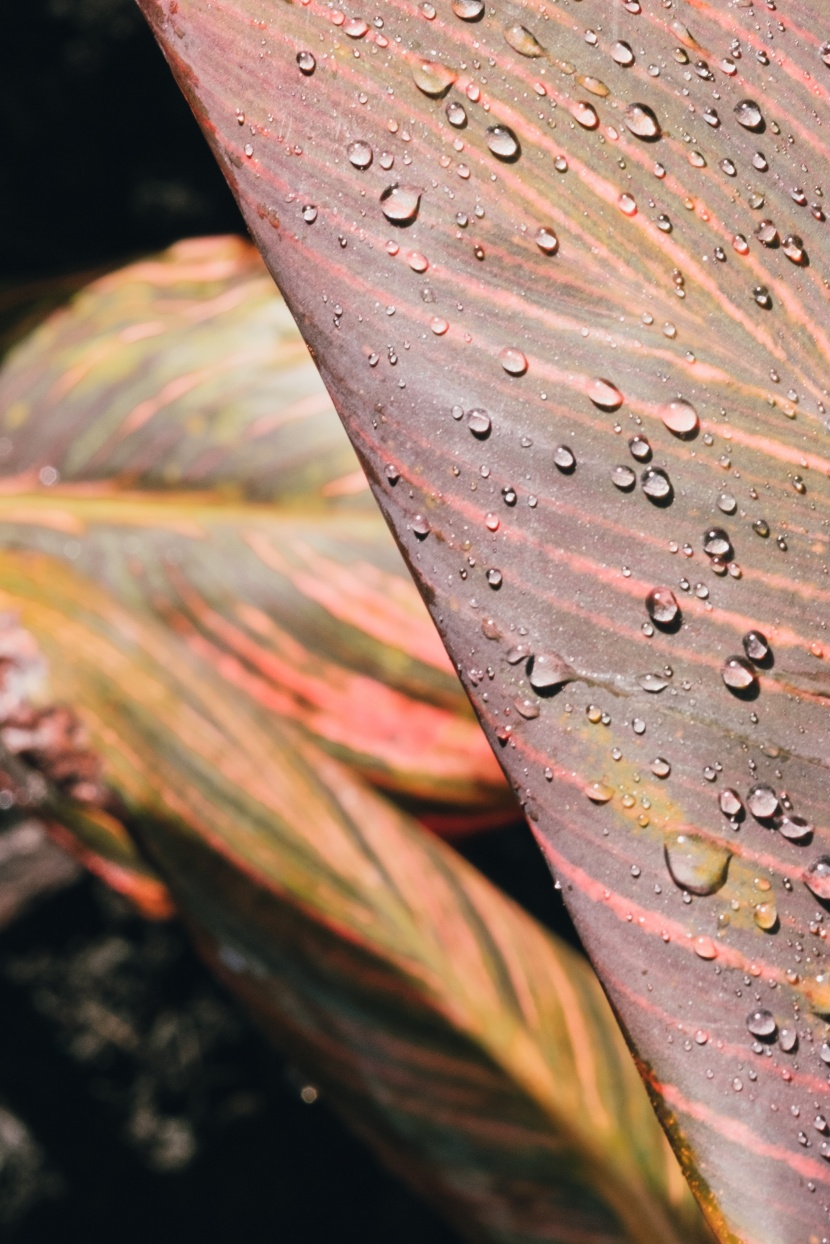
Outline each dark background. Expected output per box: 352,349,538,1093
0,3,577,1239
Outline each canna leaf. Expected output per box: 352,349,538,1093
0,550,709,1244
135,0,830,1238
0,238,511,827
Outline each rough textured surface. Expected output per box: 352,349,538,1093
136,0,830,1238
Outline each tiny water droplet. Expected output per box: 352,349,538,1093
734,99,764,131
347,140,373,169
747,784,779,820
296,50,316,74
486,125,520,160
646,587,680,626
499,346,527,375
380,185,422,224
804,857,830,901
747,1009,777,1038
665,830,731,895
721,656,757,693
660,398,699,437
504,23,546,57
624,102,661,140
412,59,457,97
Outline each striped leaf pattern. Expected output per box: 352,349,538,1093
136,0,830,1238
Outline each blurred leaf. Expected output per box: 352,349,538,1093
0,237,511,828
136,1,830,1238
0,549,708,1244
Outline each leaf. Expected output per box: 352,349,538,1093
0,549,708,1244
0,237,511,829
136,1,830,1238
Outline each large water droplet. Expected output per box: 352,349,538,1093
719,788,744,819
665,830,731,895
588,378,624,410
412,59,457,97
499,346,527,375
380,185,422,224
296,50,316,74
571,101,599,129
535,227,558,254
651,757,671,778
776,814,813,843
446,100,467,127
577,75,610,98
747,784,779,820
611,41,635,67
624,102,661,140
646,587,680,626
467,408,491,438
721,656,757,694
742,630,770,664
754,900,778,932
347,140,373,169
451,0,484,18
804,857,830,901
638,671,668,693
821,41,830,67
504,23,546,57
528,652,573,692
641,467,672,502
783,234,805,264
344,16,368,37
747,1009,777,1038
734,99,764,131
702,527,733,559
586,781,615,804
660,398,699,437
486,125,520,160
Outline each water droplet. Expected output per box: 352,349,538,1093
665,830,731,895
515,697,541,720
753,518,771,538
486,125,520,160
617,193,638,216
747,784,779,820
446,100,467,128
504,23,546,57
629,435,651,462
703,527,733,559
754,901,778,932
754,220,779,248
380,185,422,224
646,587,680,626
734,99,764,131
344,17,368,37
641,467,672,502
651,757,671,778
783,234,805,264
693,936,718,960
578,75,610,98
467,408,491,438
430,316,449,335
611,465,636,490
718,493,737,515
302,204,318,224
805,857,830,901
720,788,744,819
528,652,573,693
660,398,699,437
776,814,813,843
499,346,527,375
747,1009,777,1038
451,0,484,18
296,50,316,74
553,445,576,473
412,59,457,97
534,227,558,255
347,140,373,169
611,41,635,67
586,782,615,804
638,672,668,693
486,568,503,588
588,378,624,410
742,630,770,664
412,514,431,538
721,656,757,694
779,1028,798,1053
624,102,661,140
688,150,706,168
571,101,599,129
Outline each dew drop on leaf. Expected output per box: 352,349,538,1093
296,50,316,74
380,185,422,224
734,99,764,131
586,782,615,804
742,630,770,664
821,41,830,68
503,23,546,57
624,102,661,140
703,527,733,559
660,398,699,437
693,937,718,960
611,465,636,490
446,100,467,128
588,377,624,410
664,830,731,895
499,346,527,376
611,41,634,67
721,656,757,694
638,672,668,693
302,204,318,223
451,0,484,18
776,814,813,843
534,227,558,254
347,140,373,169
804,857,830,901
486,568,503,588
344,17,368,37
641,467,672,502
754,220,779,247
553,445,575,472
412,59,457,97
486,125,520,160
617,193,638,216
528,652,573,693
747,784,779,820
754,901,778,932
783,234,805,264
467,408,492,438
577,75,610,98
412,514,431,538
651,757,671,778
629,435,651,462
571,101,599,129
515,697,541,719
747,1009,777,1038
646,587,680,626
719,788,744,819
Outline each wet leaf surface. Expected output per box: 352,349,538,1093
134,0,830,1238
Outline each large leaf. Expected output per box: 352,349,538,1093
0,553,707,1244
136,1,830,1238
0,237,511,829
